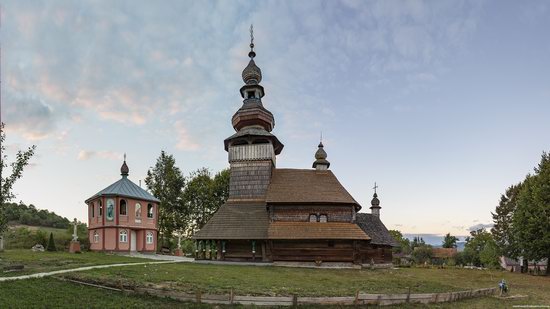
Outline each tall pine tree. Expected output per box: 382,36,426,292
513,153,550,275
145,151,186,248
491,183,522,258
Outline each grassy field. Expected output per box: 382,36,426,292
0,277,203,309
0,249,152,277
62,263,550,306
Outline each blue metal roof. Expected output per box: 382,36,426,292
85,176,160,203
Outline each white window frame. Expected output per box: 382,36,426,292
146,232,154,244
119,230,128,243
93,232,99,243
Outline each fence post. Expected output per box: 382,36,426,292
354,290,359,305
195,290,201,304
292,294,298,307
406,287,411,303
230,288,234,304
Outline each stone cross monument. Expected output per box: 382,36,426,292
69,218,81,253
72,218,79,241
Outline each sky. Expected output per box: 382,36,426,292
2,0,549,237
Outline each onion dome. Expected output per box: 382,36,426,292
312,142,330,169
371,192,380,207
242,59,262,85
120,154,129,177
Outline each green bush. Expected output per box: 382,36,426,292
47,232,56,251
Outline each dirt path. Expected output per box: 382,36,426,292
0,260,182,282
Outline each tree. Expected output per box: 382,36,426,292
491,183,522,258
464,228,499,267
389,230,411,254
411,245,433,264
442,233,459,248
0,123,36,234
513,152,550,275
411,236,425,250
46,232,56,251
182,168,229,235
145,151,185,248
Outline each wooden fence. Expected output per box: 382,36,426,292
132,286,497,306
59,277,496,306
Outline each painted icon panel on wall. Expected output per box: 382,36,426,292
106,199,115,221
135,203,142,223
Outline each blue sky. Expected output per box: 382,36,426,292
2,0,549,236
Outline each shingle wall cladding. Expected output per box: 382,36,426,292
229,160,272,199
272,205,354,222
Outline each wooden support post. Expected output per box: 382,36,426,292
292,294,297,307
354,290,359,305
252,240,256,262
230,288,234,304
406,287,411,303
222,240,226,261
195,290,202,303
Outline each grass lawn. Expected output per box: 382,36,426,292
63,263,550,306
0,249,153,277
0,277,206,309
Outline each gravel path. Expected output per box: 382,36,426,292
0,260,183,282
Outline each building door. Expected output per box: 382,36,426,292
131,230,137,252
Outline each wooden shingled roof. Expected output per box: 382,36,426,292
266,169,360,208
193,202,268,240
355,213,399,246
268,222,370,240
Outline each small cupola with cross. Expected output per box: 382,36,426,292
370,182,381,217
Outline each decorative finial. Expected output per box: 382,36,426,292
373,182,378,194
313,140,330,170
248,24,256,59
120,154,129,177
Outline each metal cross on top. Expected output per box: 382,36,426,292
373,182,378,194
250,24,254,45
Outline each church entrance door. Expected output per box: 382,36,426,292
131,230,137,252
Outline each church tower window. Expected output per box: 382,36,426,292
147,204,154,218
120,200,127,215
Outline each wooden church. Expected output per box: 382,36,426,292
194,32,397,265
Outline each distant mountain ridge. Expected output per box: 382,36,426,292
404,233,467,251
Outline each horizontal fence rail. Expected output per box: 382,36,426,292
63,277,496,307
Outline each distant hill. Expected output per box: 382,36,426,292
404,234,468,251
2,202,71,229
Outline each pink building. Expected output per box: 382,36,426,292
85,158,159,252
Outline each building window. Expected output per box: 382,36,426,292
120,200,127,215
135,203,142,218
99,201,103,216
93,232,99,243
309,214,317,222
147,204,154,218
146,232,154,244
247,90,255,98
319,214,328,223
90,204,94,217
119,230,128,243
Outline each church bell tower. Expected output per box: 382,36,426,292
224,26,283,201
